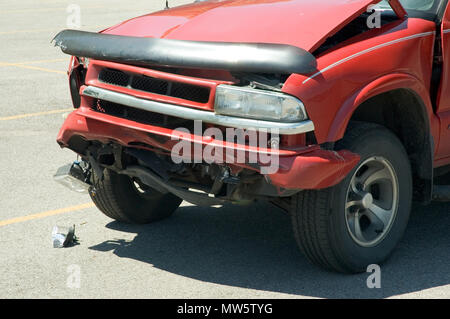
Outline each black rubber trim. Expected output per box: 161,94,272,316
52,29,317,75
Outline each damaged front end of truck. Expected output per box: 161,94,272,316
52,26,361,209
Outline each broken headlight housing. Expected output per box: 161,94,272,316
214,85,308,123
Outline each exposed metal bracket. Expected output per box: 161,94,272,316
121,166,227,207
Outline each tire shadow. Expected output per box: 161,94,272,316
89,201,450,298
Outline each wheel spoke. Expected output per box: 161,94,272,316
363,211,384,232
345,200,361,210
349,177,359,193
363,166,391,189
348,213,365,242
367,203,392,228
356,165,379,185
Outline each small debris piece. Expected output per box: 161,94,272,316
52,225,79,248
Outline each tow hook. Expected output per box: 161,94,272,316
54,161,92,193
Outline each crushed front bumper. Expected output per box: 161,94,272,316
57,107,360,191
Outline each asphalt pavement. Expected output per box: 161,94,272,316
0,0,449,299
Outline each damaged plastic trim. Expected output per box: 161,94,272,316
52,29,318,75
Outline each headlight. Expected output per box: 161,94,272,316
214,85,307,123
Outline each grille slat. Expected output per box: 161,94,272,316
98,68,210,103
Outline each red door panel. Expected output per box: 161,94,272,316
436,2,450,161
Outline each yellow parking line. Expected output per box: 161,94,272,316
12,58,67,65
0,62,66,75
0,203,95,227
10,64,66,75
0,108,73,121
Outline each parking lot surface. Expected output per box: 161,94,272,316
0,0,449,299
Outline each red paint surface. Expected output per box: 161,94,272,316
102,0,378,52
436,1,450,162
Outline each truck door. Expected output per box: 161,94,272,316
436,1,450,161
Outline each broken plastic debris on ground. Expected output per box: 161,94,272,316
52,225,79,248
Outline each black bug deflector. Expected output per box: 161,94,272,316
52,29,317,75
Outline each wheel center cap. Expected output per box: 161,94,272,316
361,193,373,209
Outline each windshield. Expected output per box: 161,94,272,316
376,0,446,20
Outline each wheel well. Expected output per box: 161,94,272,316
349,89,433,202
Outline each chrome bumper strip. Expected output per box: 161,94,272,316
82,86,315,135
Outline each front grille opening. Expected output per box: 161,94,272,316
92,99,195,130
171,82,210,102
98,69,130,86
98,68,211,103
131,75,168,95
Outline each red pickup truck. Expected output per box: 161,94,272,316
53,0,450,273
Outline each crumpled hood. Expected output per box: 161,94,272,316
103,0,380,52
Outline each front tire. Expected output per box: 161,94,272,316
90,168,182,224
291,122,412,273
